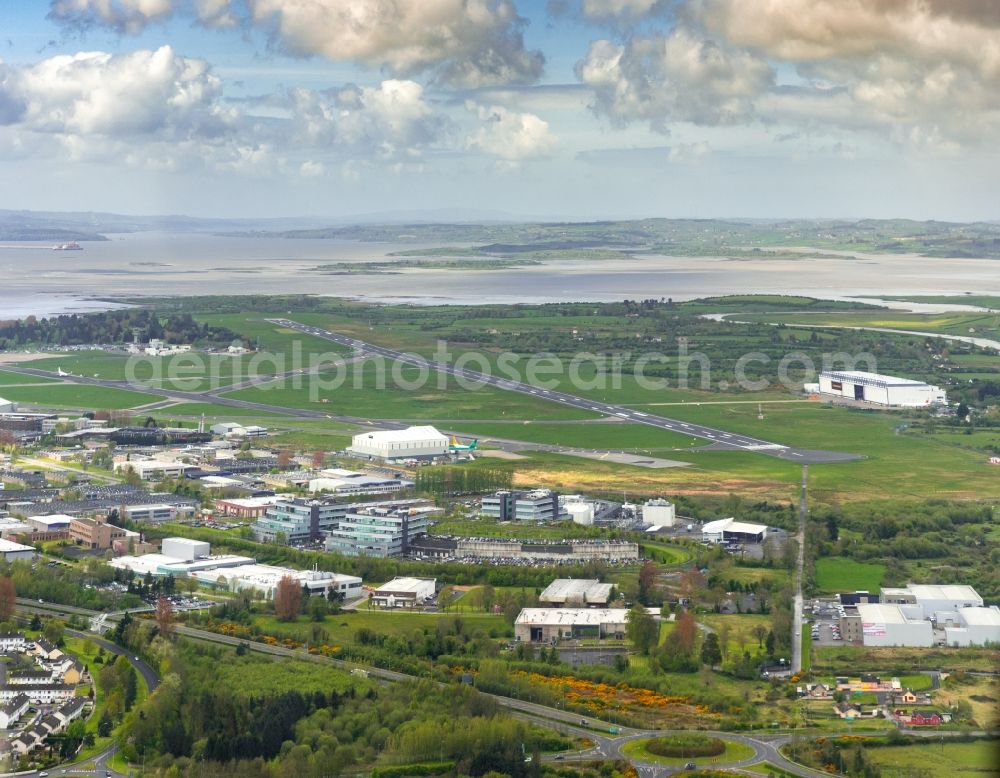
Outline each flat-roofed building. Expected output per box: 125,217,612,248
69,517,127,550
702,517,768,544
514,608,628,643
539,579,614,607
215,495,283,519
114,459,193,480
855,603,933,647
189,563,362,599
26,514,74,533
944,606,1000,647
254,498,348,544
881,584,983,619
0,537,37,562
324,506,430,557
371,577,436,607
161,537,210,561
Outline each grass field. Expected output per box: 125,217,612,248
450,420,702,450
812,645,1000,674
814,558,886,593
222,361,600,422
730,309,1000,343
0,369,57,385
620,737,755,766
252,609,511,645
620,399,1000,500
0,383,161,409
865,740,1000,777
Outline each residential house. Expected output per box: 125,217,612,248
9,732,38,756
8,669,53,685
55,697,87,726
0,693,29,728
32,637,63,662
908,710,944,726
38,714,63,735
834,701,864,719
0,632,26,653
0,683,75,704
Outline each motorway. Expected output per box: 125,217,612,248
268,319,859,464
17,599,845,778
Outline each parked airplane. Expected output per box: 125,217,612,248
448,436,479,452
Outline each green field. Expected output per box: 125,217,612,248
730,310,1000,343
252,610,511,645
0,383,161,410
865,740,1000,777
222,362,600,421
450,421,702,450
814,558,886,593
0,369,58,385
624,400,1000,500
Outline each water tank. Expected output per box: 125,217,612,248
566,502,594,525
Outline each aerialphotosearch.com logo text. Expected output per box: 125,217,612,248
124,338,878,400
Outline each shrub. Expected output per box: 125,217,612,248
644,734,725,758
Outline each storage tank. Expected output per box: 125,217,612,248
566,502,594,525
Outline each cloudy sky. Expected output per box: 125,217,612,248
1,0,998,220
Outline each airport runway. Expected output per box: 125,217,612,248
269,319,859,464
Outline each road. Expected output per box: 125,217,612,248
17,600,852,778
268,319,859,464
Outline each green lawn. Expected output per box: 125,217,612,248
814,557,886,593
620,737,755,766
865,740,1000,777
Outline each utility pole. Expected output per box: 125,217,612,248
791,465,808,674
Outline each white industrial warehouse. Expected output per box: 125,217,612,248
817,371,946,407
854,603,934,647
348,426,448,460
109,537,361,599
840,584,997,647
702,517,768,544
514,608,628,643
538,579,614,607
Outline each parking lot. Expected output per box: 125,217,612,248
805,598,845,646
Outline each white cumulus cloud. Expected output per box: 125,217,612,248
466,102,555,160
576,29,774,129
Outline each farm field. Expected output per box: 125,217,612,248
814,558,886,593
812,646,1000,674
865,740,1000,777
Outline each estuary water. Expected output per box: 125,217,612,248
0,231,998,317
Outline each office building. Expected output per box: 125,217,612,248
324,506,429,557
